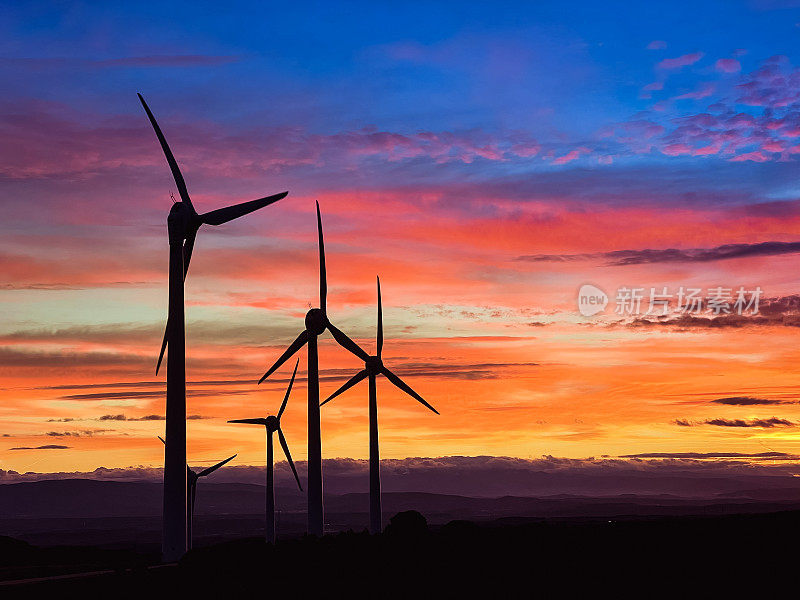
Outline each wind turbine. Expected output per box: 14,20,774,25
159,437,236,550
258,201,368,536
321,277,438,534
138,93,288,561
229,359,303,543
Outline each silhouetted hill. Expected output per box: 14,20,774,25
2,511,796,596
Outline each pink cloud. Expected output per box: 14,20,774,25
647,40,667,50
657,52,704,70
674,83,715,101
693,142,723,156
736,58,799,107
615,57,800,163
0,55,240,70
0,100,551,184
761,140,785,152
730,150,771,162
662,143,694,156
552,147,590,165
715,58,741,74
640,81,664,98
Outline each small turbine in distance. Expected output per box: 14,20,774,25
158,436,236,550
321,276,438,534
229,359,303,544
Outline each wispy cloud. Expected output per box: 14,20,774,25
620,451,795,459
712,396,786,405
0,55,240,69
715,58,741,73
97,414,163,421
517,241,800,266
705,417,795,427
58,390,251,401
9,444,70,450
657,52,704,70
675,417,796,428
46,429,109,437
95,413,207,421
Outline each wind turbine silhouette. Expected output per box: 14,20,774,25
321,277,438,534
229,359,303,543
158,436,236,550
138,93,288,561
258,201,368,536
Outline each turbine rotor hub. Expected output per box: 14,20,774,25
265,415,279,431
365,355,383,374
305,308,327,335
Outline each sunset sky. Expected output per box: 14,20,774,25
4,0,800,476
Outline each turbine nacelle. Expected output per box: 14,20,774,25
305,308,328,335
168,198,196,217
265,415,280,432
167,201,197,238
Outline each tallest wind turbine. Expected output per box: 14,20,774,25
139,94,288,561
258,202,368,536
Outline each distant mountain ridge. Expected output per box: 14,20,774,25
4,478,800,548
4,478,800,520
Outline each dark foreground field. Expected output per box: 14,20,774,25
1,509,795,597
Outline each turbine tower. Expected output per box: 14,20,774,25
159,437,236,550
321,277,438,534
229,359,303,543
139,93,288,561
258,201,368,536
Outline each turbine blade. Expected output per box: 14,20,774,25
259,330,309,384
199,192,288,226
316,200,326,312
155,318,169,375
197,454,237,477
182,226,198,280
381,367,439,415
327,322,370,361
228,418,267,425
320,369,368,406
278,428,303,491
137,93,194,213
376,276,383,358
158,436,166,445
278,359,299,420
